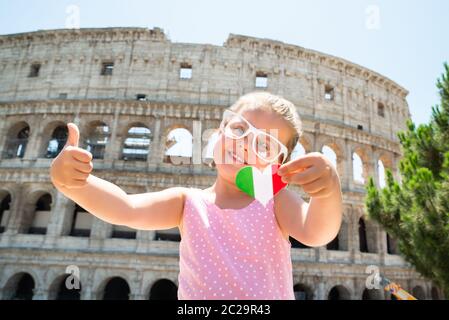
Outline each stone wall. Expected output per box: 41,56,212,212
0,27,442,300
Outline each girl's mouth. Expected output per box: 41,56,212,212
227,150,248,165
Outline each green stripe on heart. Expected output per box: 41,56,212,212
235,164,287,206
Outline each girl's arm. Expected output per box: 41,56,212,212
52,175,186,230
276,152,343,247
274,181,342,247
50,122,185,231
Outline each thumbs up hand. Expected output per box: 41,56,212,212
50,123,94,189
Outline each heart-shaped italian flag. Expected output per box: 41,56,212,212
235,164,288,206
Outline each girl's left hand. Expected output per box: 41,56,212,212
277,152,339,199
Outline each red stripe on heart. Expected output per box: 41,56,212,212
271,164,288,195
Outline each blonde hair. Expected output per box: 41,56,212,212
228,91,303,163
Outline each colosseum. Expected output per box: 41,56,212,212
0,27,443,300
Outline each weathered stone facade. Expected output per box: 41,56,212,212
0,27,443,300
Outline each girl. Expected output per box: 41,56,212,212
50,92,342,300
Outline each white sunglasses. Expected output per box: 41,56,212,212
219,109,289,164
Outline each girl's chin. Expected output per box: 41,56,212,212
215,163,246,180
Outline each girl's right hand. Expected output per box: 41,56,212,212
50,123,93,189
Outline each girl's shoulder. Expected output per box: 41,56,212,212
183,186,204,196
180,187,208,204
178,187,208,234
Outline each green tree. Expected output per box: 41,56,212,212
366,63,449,298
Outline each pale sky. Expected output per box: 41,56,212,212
1,0,448,125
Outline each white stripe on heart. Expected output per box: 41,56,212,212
253,165,274,206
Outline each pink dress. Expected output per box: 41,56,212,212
178,188,295,300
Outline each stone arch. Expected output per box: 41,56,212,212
148,278,178,300
19,190,53,235
120,122,152,161
431,286,441,300
2,121,30,159
412,285,426,300
327,285,351,300
356,210,379,254
358,217,369,253
0,266,42,289
40,120,68,158
362,288,383,300
69,202,92,237
116,119,155,136
81,120,111,159
293,283,314,300
377,151,394,170
98,276,131,300
340,214,350,251
386,232,399,254
377,102,386,117
0,190,12,233
25,186,57,203
377,159,386,188
376,152,394,188
93,271,133,300
48,274,81,300
163,124,193,165
326,214,349,251
352,152,364,184
2,272,36,300
352,145,371,185
316,137,345,176
161,120,193,141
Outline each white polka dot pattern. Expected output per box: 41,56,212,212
177,188,295,300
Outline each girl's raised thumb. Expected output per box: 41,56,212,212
65,123,80,147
